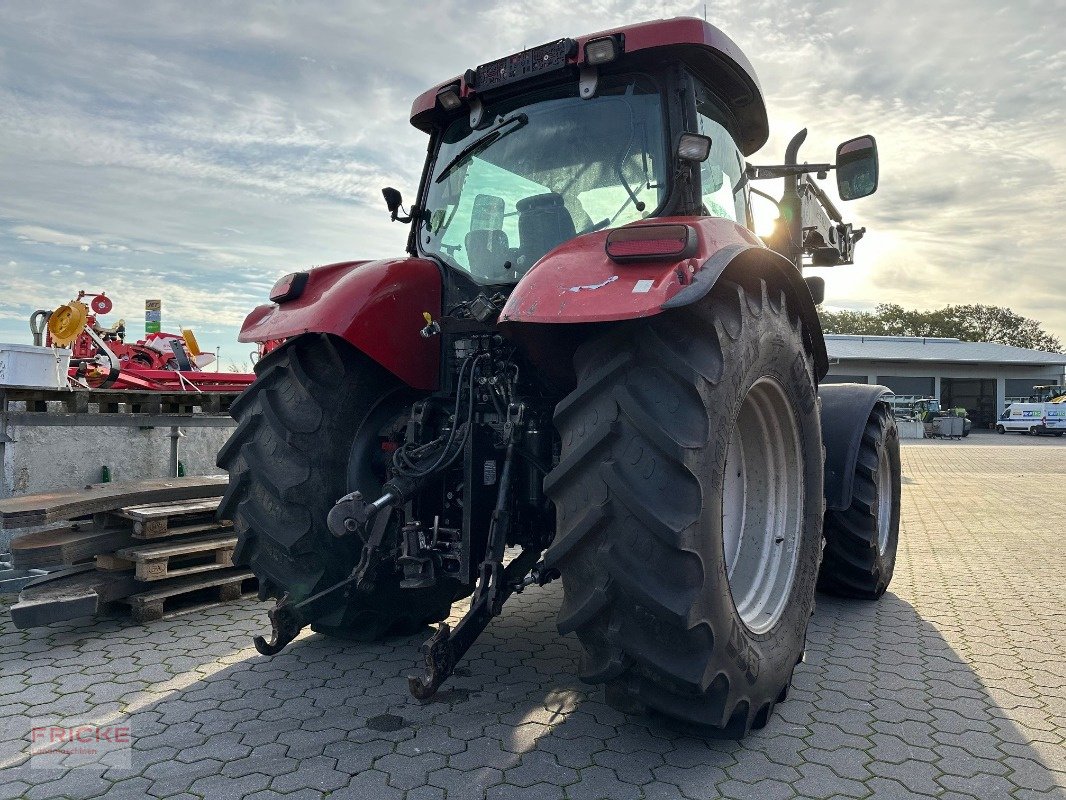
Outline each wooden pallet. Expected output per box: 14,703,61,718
114,498,227,540
5,482,254,629
99,533,237,581
0,476,228,529
10,523,135,569
9,565,141,629
123,569,254,622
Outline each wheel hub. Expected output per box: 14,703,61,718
876,446,892,554
722,377,804,634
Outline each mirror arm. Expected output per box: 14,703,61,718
393,204,418,225
746,163,834,181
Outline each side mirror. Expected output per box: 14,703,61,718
835,135,878,200
382,187,403,219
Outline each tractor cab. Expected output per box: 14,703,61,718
400,18,877,294
403,19,767,288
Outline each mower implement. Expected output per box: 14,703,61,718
32,290,254,392
219,16,898,735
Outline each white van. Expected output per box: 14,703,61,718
997,402,1066,436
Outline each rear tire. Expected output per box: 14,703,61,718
544,278,823,735
217,334,460,640
817,404,900,599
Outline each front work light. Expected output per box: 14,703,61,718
677,133,712,162
270,272,309,303
437,87,462,111
605,224,698,263
584,36,619,65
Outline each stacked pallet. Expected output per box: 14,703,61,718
2,477,256,628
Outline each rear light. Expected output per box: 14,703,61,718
605,224,697,263
269,272,309,303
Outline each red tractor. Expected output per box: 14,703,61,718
219,18,900,736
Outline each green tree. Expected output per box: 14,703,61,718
820,304,1062,352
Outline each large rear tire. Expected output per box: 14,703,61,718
217,334,460,640
817,404,900,599
543,278,823,735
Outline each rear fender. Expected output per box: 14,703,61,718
239,258,442,390
500,217,762,324
661,245,829,379
819,384,892,511
500,217,828,385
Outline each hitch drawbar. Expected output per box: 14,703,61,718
253,487,398,656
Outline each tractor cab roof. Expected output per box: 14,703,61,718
410,17,769,156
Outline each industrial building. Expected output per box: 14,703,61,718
823,334,1066,430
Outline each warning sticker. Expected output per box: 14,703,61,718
632,279,654,293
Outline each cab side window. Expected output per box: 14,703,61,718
694,86,749,226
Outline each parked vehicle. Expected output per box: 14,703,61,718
218,17,900,736
887,395,971,438
998,402,1066,436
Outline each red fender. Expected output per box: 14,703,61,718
499,217,827,390
239,258,442,390
499,217,764,323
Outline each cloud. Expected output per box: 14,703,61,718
0,0,1063,357
11,225,93,248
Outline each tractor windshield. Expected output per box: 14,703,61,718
419,75,669,283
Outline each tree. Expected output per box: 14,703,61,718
820,303,1063,352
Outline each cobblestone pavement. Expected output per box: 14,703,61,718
0,443,1063,799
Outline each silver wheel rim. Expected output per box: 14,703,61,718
876,446,892,554
722,377,804,634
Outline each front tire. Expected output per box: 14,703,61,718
543,278,823,735
817,404,901,599
217,334,460,640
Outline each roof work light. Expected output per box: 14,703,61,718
436,87,462,111
584,36,620,65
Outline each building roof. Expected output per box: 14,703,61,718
825,335,1066,366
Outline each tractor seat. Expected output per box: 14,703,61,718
516,193,576,270
465,228,511,280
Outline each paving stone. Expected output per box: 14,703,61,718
268,754,349,792
716,777,797,800
564,765,644,800
652,763,730,799
0,442,1064,799
793,762,872,799
486,782,568,800
189,770,273,797
591,747,664,785
503,750,579,788
428,765,505,799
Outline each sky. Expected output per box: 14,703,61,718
1,0,1064,368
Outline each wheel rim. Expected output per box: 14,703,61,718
876,446,893,554
722,377,804,634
